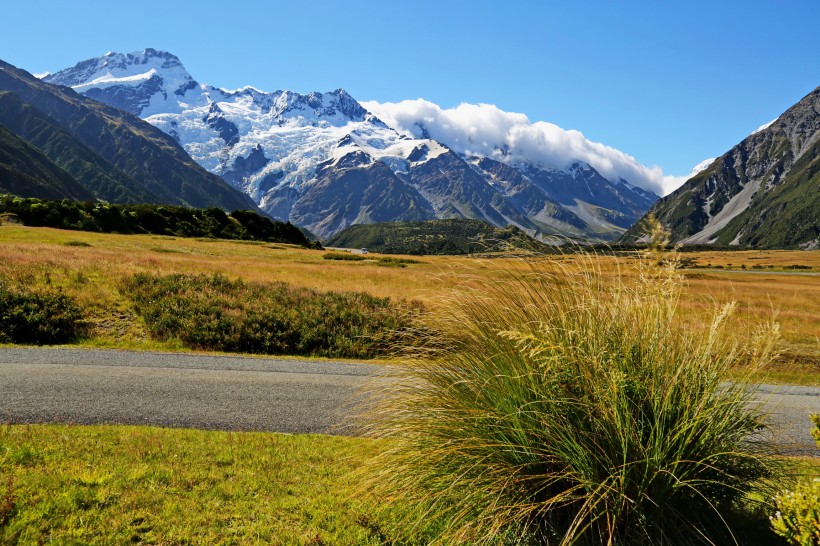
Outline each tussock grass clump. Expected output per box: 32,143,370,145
0,282,86,344
360,252,781,545
123,273,421,359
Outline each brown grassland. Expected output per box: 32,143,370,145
0,224,818,384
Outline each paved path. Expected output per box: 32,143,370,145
1,348,818,455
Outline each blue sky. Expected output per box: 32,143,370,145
2,0,818,177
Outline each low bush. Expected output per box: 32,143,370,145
323,253,422,267
376,257,421,265
771,415,820,545
323,252,366,261
772,478,820,546
122,273,421,359
360,249,781,545
0,282,86,344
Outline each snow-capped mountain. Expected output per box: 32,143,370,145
0,57,257,212
45,49,658,240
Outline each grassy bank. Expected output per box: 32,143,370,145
2,226,820,543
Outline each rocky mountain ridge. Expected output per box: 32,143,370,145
623,86,819,249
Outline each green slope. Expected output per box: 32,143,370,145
0,91,154,203
0,122,94,201
325,219,552,255
717,137,819,247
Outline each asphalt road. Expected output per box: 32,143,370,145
0,347,378,435
1,348,818,456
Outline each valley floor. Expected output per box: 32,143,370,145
1,224,817,384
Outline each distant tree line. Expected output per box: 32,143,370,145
326,219,555,256
0,195,319,247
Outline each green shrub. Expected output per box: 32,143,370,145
323,252,367,261
771,415,820,545
771,478,820,546
122,273,421,359
815,414,820,447
323,253,423,267
377,257,422,266
0,283,86,344
360,253,780,545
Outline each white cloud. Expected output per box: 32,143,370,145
361,99,698,196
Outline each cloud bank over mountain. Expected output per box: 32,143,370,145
362,99,692,196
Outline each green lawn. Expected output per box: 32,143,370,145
0,425,390,545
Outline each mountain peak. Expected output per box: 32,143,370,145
45,49,189,86
269,88,370,124
43,49,197,117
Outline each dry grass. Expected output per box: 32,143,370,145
1,225,817,381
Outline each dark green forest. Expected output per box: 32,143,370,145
0,195,316,247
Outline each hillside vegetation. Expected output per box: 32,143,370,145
0,195,313,246
0,122,95,201
325,218,553,255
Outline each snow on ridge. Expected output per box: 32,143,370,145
690,158,716,176
220,85,267,95
362,98,678,196
50,49,674,202
752,119,777,135
46,49,190,88
656,157,717,196
42,49,463,203
71,68,160,92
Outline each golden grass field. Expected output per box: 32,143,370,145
0,224,818,383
